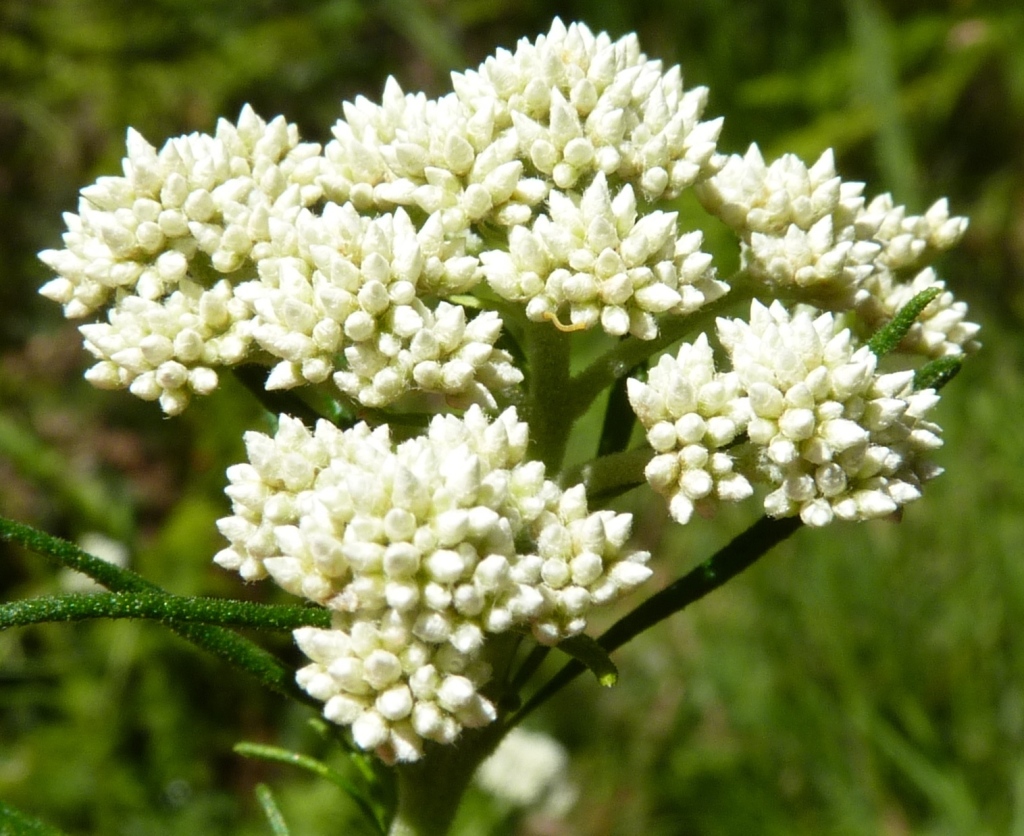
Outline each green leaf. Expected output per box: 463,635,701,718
0,516,310,703
914,355,963,392
554,634,618,687
0,799,68,836
0,592,329,633
0,515,152,593
867,287,942,357
235,742,387,835
255,784,290,836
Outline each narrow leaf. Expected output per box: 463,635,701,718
555,634,618,687
235,742,386,835
0,592,329,633
0,799,68,835
0,516,309,703
914,355,962,392
255,784,290,836
867,287,942,357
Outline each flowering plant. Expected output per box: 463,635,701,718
1,18,976,835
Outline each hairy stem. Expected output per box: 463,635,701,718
0,592,329,632
0,516,310,702
521,320,573,470
388,724,507,836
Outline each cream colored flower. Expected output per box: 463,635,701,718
481,173,724,338
718,301,943,526
40,105,324,318
216,407,651,759
454,18,722,200
627,334,752,524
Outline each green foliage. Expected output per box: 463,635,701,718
254,785,290,836
234,739,390,834
0,799,67,836
1,0,1021,834
866,286,942,356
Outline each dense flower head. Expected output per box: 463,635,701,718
630,301,944,527
481,173,725,338
293,618,497,763
39,19,740,413
232,203,521,407
697,145,978,356
78,279,251,414
322,83,545,233
38,106,327,414
453,18,722,201
37,17,975,762
215,406,651,759
39,105,324,318
627,334,753,523
696,146,883,303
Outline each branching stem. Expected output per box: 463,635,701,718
510,514,803,726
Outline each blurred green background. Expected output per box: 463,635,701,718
1,0,1022,833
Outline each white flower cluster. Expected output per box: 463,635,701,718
481,173,725,338
476,727,577,815
39,106,325,413
40,19,732,412
37,16,976,766
236,203,521,407
696,145,978,356
630,301,944,527
323,18,725,338
627,334,753,524
321,79,543,231
215,407,651,761
39,105,324,318
77,280,251,414
455,18,722,200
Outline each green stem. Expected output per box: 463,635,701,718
568,288,752,421
597,369,641,457
521,320,573,470
0,592,328,632
0,515,311,702
560,446,654,502
510,642,550,693
388,725,507,836
511,514,803,725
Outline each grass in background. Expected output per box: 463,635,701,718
1,1,1022,833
